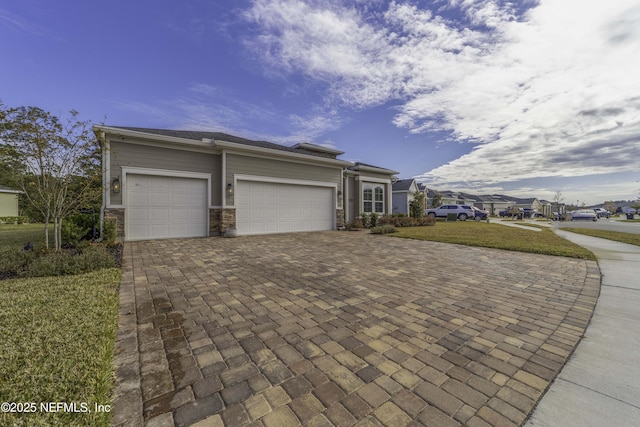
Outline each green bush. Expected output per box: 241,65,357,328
345,219,365,230
62,212,98,246
370,224,397,234
0,216,29,224
0,248,35,276
24,244,115,277
62,219,90,247
102,218,117,243
370,212,379,227
360,212,369,228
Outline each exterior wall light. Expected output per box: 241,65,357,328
226,183,233,196
112,177,121,193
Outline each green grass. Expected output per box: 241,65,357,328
562,228,640,247
0,223,53,249
392,221,596,259
0,269,120,427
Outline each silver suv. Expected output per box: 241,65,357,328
425,204,474,221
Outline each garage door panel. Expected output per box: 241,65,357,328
127,174,208,240
236,180,333,235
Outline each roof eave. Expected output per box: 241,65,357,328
93,125,214,148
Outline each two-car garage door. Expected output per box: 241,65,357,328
236,180,334,235
124,174,335,240
126,174,208,240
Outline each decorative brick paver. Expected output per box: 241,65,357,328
111,231,600,426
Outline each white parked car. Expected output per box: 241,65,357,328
425,205,474,221
570,209,598,221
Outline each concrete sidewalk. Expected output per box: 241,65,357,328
525,230,640,426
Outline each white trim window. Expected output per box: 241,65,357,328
363,183,385,213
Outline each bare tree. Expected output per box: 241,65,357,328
552,190,564,215
0,105,100,250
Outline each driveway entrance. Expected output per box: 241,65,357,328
111,231,599,427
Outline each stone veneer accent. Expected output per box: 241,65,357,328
104,208,125,239
336,209,345,229
209,208,237,236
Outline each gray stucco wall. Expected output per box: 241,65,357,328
108,140,221,205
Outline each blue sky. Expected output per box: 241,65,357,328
2,0,639,205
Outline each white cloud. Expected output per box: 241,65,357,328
244,0,640,190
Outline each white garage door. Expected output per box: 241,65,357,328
236,181,334,235
126,174,208,240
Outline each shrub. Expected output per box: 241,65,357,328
345,219,365,230
102,218,117,243
370,212,379,227
370,224,397,234
0,248,35,277
62,212,98,246
0,216,28,224
62,219,90,247
360,213,369,228
24,244,115,277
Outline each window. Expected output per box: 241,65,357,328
363,184,384,213
374,187,384,213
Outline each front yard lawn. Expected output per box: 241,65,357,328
393,221,595,259
562,227,640,247
0,223,53,249
0,269,120,427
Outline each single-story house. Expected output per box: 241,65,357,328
512,197,544,212
473,195,515,216
392,179,420,215
94,126,398,241
0,185,20,217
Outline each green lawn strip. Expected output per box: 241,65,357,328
562,227,640,247
0,268,120,427
392,222,595,260
0,223,53,249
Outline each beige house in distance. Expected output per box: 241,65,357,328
0,185,20,217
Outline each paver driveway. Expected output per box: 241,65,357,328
112,231,600,427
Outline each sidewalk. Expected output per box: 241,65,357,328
525,230,640,426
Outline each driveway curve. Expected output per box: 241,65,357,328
111,231,600,427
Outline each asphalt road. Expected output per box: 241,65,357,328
555,217,640,234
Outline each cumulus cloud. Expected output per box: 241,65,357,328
244,0,640,188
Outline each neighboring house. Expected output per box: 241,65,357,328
392,179,420,215
0,185,20,217
473,195,515,216
343,162,399,224
444,191,476,205
95,126,398,241
512,197,543,212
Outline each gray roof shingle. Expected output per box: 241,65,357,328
111,127,339,159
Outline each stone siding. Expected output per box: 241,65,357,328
104,208,125,239
336,209,345,229
209,208,237,236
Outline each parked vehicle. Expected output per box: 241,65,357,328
593,208,610,218
472,207,488,220
499,207,524,219
570,209,598,221
425,205,474,221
